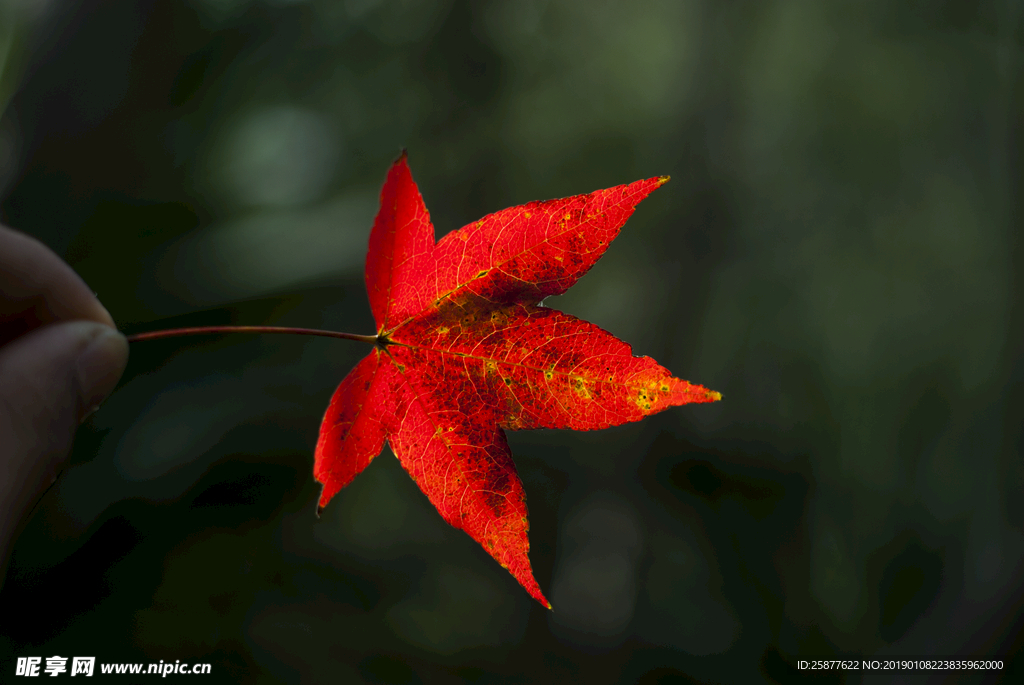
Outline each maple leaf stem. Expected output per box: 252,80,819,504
125,326,379,345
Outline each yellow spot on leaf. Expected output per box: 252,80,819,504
633,388,654,412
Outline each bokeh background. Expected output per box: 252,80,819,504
1,0,1022,682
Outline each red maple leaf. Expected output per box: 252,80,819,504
314,153,721,608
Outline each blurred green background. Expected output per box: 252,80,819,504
1,0,1022,682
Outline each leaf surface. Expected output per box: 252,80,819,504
316,153,721,607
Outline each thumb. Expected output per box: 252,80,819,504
0,321,128,581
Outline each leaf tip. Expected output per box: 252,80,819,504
316,504,325,519
656,175,670,187
709,390,722,402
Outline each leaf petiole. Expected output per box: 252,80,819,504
125,326,378,345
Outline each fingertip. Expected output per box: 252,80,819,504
0,225,117,330
75,325,129,422
91,293,116,329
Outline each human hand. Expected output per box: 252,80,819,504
0,224,128,586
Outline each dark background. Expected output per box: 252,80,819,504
1,1,1022,683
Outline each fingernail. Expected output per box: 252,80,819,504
79,404,101,424
93,295,116,328
76,326,129,422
